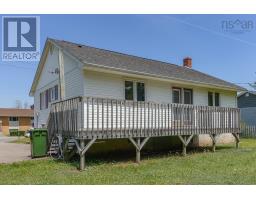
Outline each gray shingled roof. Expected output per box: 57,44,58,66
50,38,245,91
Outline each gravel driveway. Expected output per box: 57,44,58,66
0,134,31,164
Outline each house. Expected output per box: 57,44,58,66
0,108,34,135
29,38,245,149
238,91,256,126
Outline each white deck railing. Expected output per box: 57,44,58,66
48,96,240,139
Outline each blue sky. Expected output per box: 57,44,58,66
0,14,256,108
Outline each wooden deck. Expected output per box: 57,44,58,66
47,96,241,170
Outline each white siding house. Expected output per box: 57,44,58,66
29,38,245,146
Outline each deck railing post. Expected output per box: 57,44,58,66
81,97,84,131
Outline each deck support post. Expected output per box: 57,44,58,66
79,140,85,171
178,134,195,156
136,138,141,163
209,134,217,152
71,138,96,170
182,136,187,156
232,133,240,149
129,137,150,163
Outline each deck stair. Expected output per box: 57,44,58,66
48,136,62,158
48,135,77,160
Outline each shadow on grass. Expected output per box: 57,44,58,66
51,144,236,169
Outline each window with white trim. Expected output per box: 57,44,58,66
172,88,181,104
184,89,193,104
208,92,220,107
9,117,19,128
125,81,133,100
124,80,145,101
172,87,193,104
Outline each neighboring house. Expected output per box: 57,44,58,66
238,91,256,126
29,38,245,146
0,108,34,135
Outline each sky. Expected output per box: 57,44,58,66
0,14,256,108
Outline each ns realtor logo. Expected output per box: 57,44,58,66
2,16,40,61
221,19,254,34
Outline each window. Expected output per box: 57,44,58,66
40,91,45,110
137,82,145,101
54,85,58,100
208,92,213,106
9,117,19,128
40,93,42,110
172,88,181,103
39,85,59,110
215,93,220,106
172,88,193,104
49,85,58,102
208,92,220,107
9,117,18,121
125,81,133,100
50,88,54,101
184,89,193,104
31,117,34,127
45,90,49,109
125,81,145,101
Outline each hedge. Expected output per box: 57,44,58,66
9,129,25,136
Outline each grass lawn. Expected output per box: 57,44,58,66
9,137,30,144
0,138,256,184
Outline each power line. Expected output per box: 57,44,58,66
166,16,256,47
234,83,253,84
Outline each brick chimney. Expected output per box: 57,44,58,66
183,57,192,68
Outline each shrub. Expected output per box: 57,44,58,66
9,129,25,136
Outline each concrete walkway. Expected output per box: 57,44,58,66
0,134,31,164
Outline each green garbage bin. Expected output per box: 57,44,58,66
30,129,48,158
